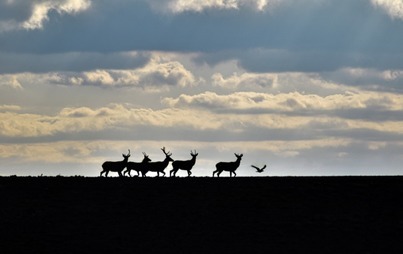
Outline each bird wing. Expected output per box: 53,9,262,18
251,165,259,170
261,165,267,170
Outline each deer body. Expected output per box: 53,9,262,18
170,150,198,177
213,153,243,177
141,147,173,177
123,153,151,177
101,150,131,177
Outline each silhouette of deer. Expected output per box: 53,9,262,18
141,147,173,177
251,164,266,173
100,149,131,177
170,150,198,177
123,152,152,177
213,153,243,177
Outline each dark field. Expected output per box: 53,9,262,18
1,176,403,253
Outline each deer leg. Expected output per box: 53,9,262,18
105,171,109,177
118,171,123,177
124,169,130,177
188,170,192,177
162,171,166,177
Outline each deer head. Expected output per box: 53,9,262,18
142,152,152,162
190,150,198,158
161,147,174,161
122,149,131,159
122,149,130,162
234,153,243,160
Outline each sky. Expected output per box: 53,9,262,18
0,0,402,177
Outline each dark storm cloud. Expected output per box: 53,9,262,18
1,0,403,72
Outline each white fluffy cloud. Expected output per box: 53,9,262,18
371,0,403,19
163,91,403,112
53,55,198,90
212,72,277,89
149,0,279,13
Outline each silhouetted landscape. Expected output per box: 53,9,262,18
1,176,402,253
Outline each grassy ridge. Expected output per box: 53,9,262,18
0,176,402,253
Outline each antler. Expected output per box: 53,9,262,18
142,152,148,156
161,147,172,156
191,150,197,156
128,149,131,156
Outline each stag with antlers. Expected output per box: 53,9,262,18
213,153,243,177
123,152,152,177
141,147,173,177
100,150,131,177
170,150,198,177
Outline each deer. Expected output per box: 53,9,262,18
170,150,198,177
213,153,243,177
100,149,131,177
141,147,173,177
123,152,152,177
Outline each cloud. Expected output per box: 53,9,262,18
1,0,403,77
52,54,198,90
0,74,23,89
371,0,403,19
0,0,399,53
0,104,21,112
149,0,280,13
163,90,403,123
321,68,403,93
163,90,403,113
0,104,229,139
0,53,198,90
0,51,150,74
212,72,277,89
0,0,91,32
209,71,350,95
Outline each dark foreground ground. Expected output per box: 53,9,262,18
1,176,403,253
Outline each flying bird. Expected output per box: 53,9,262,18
251,164,266,173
